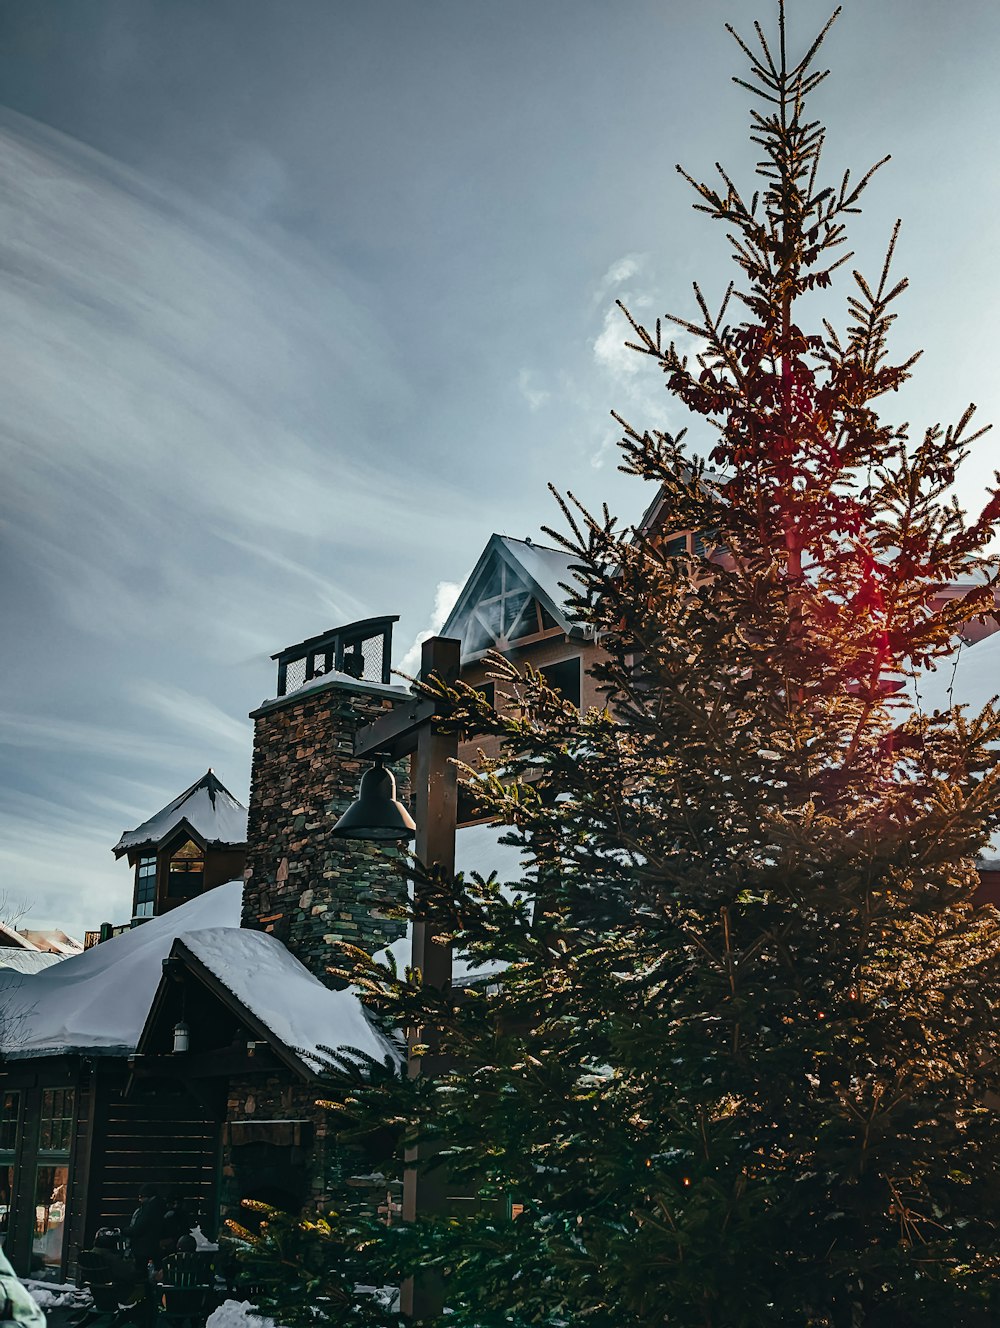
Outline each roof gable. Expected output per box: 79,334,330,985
114,769,248,858
136,929,398,1079
442,534,585,662
0,880,244,1060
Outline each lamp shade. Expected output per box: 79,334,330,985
331,759,416,841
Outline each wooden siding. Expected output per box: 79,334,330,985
92,1089,219,1236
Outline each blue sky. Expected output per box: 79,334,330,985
2,0,999,935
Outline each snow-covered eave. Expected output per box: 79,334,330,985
113,815,247,859
251,670,410,717
3,1042,135,1063
160,938,325,1081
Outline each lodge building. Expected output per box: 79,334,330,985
0,526,997,1280
0,532,596,1280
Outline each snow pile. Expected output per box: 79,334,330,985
180,928,396,1069
23,1279,91,1311
0,880,243,1059
0,951,62,975
191,1225,218,1251
206,1300,275,1328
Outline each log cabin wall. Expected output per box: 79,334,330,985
88,1075,220,1242
0,1056,220,1281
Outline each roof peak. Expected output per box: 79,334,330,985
113,770,248,858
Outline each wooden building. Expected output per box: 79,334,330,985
112,770,248,924
2,528,998,1284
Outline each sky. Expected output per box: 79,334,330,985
2,0,1000,936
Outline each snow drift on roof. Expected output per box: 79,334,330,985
0,880,244,1059
0,951,62,975
179,928,396,1071
114,770,247,857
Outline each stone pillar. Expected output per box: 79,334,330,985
243,674,410,983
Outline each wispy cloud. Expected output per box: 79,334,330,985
516,367,551,412
0,789,137,933
131,683,250,753
398,580,463,676
0,708,199,768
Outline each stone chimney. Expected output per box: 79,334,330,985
242,617,410,983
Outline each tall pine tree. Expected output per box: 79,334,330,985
240,6,1000,1324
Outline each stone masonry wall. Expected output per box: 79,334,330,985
243,675,410,983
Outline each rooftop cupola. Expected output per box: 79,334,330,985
113,770,248,921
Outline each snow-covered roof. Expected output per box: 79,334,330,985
0,880,244,1059
911,630,1000,718
496,536,582,620
19,929,83,956
255,670,410,713
113,770,247,857
0,951,62,975
0,923,37,951
442,533,586,663
177,928,397,1072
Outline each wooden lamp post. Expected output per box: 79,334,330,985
332,634,460,1321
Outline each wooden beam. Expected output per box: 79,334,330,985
129,1046,281,1079
354,696,437,760
401,636,459,1322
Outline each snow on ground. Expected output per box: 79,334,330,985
0,880,243,1058
206,1301,278,1328
23,1279,91,1312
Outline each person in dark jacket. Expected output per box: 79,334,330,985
158,1195,194,1258
126,1187,166,1271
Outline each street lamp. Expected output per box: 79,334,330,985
331,758,416,841
333,634,460,1322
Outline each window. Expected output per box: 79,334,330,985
464,558,550,654
0,1093,20,1153
32,1166,68,1269
135,855,156,918
33,1087,73,1271
39,1089,73,1153
0,1093,19,1249
168,840,205,899
540,658,582,710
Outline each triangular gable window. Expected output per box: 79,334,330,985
464,556,545,653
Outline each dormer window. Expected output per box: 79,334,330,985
168,840,205,899
135,856,156,918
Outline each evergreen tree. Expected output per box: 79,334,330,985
242,5,1000,1324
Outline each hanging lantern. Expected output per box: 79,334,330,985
330,759,416,841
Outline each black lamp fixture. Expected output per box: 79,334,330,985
331,757,416,841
